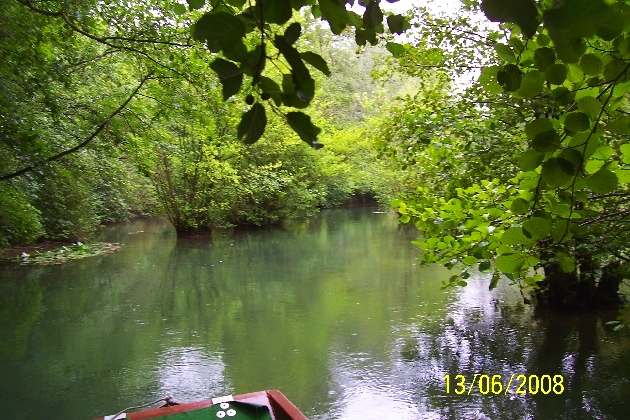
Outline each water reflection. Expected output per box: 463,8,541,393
157,347,227,400
0,207,628,420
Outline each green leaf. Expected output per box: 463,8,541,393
546,63,567,85
516,70,544,98
355,27,377,46
494,43,515,63
564,112,590,132
173,3,187,14
481,0,539,37
604,59,630,83
259,76,282,105
210,58,243,100
187,0,205,10
386,42,406,58
543,0,624,63
575,87,598,102
579,53,603,76
577,96,601,120
223,40,249,65
569,131,602,158
237,103,267,144
519,149,545,171
558,149,582,171
346,11,363,28
300,52,331,76
569,222,587,237
592,144,612,160
525,118,553,139
290,0,309,9
243,44,266,75
532,130,561,152
478,66,503,94
557,252,576,273
489,272,500,290
510,198,530,215
284,22,301,45
457,280,468,287
286,112,321,145
550,203,571,217
387,14,406,34
524,274,544,286
620,37,630,59
479,261,492,272
522,217,552,240
587,169,618,193
607,117,630,134
363,1,383,29
497,64,522,92
193,12,246,51
620,143,630,163
585,160,604,174
282,73,295,95
495,252,538,274
616,169,630,184
541,157,574,187
501,227,534,246
567,63,584,83
263,0,292,24
319,0,349,34
534,47,555,71
275,36,314,103
552,87,573,106
552,220,572,242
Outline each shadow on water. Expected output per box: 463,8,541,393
0,208,629,419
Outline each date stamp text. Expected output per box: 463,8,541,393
444,374,565,395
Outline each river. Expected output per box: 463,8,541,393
0,206,629,419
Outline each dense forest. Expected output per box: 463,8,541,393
2,0,630,315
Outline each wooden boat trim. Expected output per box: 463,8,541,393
98,390,308,420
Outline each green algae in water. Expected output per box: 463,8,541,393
1,242,121,265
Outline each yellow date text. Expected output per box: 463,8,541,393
444,374,565,395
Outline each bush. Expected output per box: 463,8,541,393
0,183,43,247
34,167,100,240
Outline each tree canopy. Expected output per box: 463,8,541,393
0,0,401,244
386,0,630,310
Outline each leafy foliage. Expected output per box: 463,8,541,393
385,1,630,309
1,0,403,246
184,0,410,146
0,184,43,247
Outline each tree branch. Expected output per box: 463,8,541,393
0,73,153,181
16,0,62,16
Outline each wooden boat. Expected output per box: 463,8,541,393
98,390,308,420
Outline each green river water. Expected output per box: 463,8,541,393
1,206,629,419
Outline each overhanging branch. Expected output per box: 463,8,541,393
0,73,153,181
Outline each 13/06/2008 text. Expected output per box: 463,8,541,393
444,374,564,395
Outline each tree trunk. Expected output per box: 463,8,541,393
536,258,623,310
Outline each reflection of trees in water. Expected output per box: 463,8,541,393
395,289,630,419
0,274,44,360
396,299,537,419
530,308,630,420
